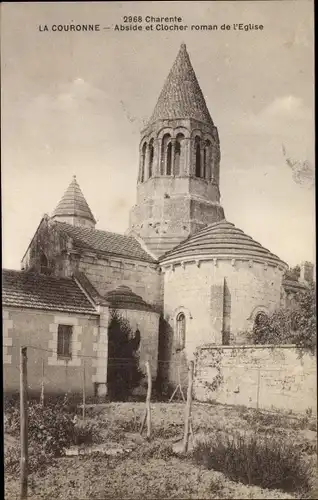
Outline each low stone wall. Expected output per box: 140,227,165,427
193,344,316,414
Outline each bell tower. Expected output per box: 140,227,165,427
128,43,225,257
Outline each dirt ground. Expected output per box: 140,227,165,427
4,402,317,499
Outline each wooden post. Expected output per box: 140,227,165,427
40,359,44,407
145,361,152,440
82,363,86,422
256,366,261,410
182,361,194,454
20,347,28,500
139,409,147,435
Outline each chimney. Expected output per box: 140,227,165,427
299,261,314,284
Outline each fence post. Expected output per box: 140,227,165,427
20,346,28,500
256,366,261,410
182,360,194,454
82,362,86,422
146,360,152,440
40,359,44,407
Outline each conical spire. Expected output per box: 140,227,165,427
52,176,96,227
148,43,213,126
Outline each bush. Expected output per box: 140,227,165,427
73,419,101,446
192,431,312,494
252,282,316,353
5,399,86,476
107,310,144,401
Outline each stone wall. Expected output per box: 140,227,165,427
194,344,316,414
3,307,99,396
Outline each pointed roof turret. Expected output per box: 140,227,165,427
148,43,214,126
52,175,96,227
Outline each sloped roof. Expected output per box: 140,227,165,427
148,43,214,126
2,269,98,315
54,221,157,263
160,220,287,268
52,176,96,224
105,286,156,312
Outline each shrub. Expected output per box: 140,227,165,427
251,282,316,353
192,431,312,494
107,310,144,401
73,419,102,446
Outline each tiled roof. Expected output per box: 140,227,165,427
2,269,98,315
105,286,156,312
52,176,96,224
148,43,214,126
55,221,157,263
160,220,287,268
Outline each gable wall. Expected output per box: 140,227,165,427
73,253,163,311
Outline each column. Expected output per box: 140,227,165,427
171,139,176,176
93,305,110,397
200,146,205,179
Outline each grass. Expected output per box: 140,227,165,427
4,401,317,499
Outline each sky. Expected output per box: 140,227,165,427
1,1,315,270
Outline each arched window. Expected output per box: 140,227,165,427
195,137,201,177
160,134,171,175
148,140,154,178
176,313,186,350
254,312,268,328
166,142,172,175
174,133,184,176
140,142,147,183
40,251,48,274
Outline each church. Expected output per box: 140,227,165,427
3,44,312,397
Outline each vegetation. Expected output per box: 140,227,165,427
5,397,100,474
5,402,316,499
192,431,312,494
252,282,316,353
107,310,144,401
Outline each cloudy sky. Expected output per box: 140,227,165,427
2,1,314,270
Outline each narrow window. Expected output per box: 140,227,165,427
254,312,268,328
40,252,49,274
57,324,73,359
195,138,201,177
148,140,154,178
203,148,207,179
166,142,172,175
176,313,186,350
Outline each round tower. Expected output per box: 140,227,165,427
129,44,224,257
